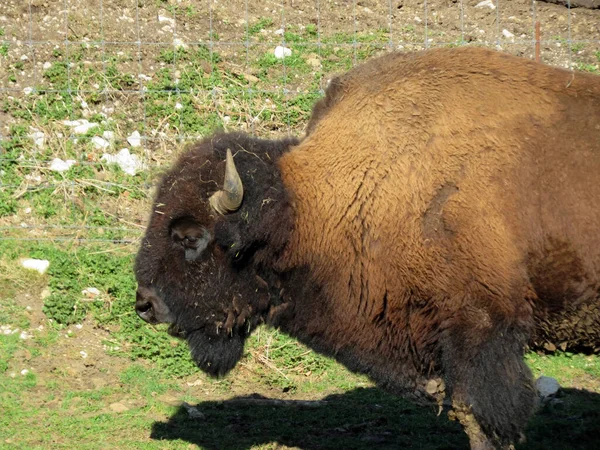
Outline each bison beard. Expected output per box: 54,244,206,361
134,47,600,450
186,331,245,378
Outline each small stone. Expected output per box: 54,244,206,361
43,62,52,70
475,0,496,9
173,38,187,49
80,351,88,359
502,29,515,39
82,287,100,297
91,136,109,150
274,28,284,35
158,15,175,26
21,369,29,376
175,102,183,110
20,258,50,274
101,148,146,176
30,130,45,148
20,54,28,61
23,87,33,95
19,331,31,340
127,130,142,147
102,130,115,142
63,119,98,135
536,376,560,398
274,46,292,59
49,158,76,172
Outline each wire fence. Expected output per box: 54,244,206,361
0,0,598,245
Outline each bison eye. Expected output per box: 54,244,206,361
170,217,212,261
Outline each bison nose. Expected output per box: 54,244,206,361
135,287,174,324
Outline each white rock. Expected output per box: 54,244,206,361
175,102,183,110
223,116,231,124
43,61,52,70
101,148,146,176
536,376,560,398
30,130,45,148
21,369,29,376
82,287,100,297
102,130,115,142
158,15,175,25
80,351,88,359
24,207,31,214
173,38,187,49
274,28,284,35
19,331,31,340
91,136,109,150
75,324,83,329
127,130,142,147
274,46,292,59
23,87,33,95
414,16,422,23
63,119,98,135
138,74,152,82
80,100,88,109
502,29,515,39
20,54,29,61
475,0,496,10
20,258,50,274
49,158,76,172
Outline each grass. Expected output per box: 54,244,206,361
1,8,600,449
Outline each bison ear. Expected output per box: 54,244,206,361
170,217,212,261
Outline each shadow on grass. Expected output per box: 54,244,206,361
150,387,600,450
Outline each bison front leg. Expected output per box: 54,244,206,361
441,310,535,449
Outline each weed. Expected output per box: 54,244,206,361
305,24,318,38
0,43,8,56
249,17,274,35
577,62,599,73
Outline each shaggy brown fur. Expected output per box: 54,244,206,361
135,47,600,450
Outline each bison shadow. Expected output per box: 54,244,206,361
150,387,600,450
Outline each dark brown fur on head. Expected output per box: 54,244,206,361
134,132,298,377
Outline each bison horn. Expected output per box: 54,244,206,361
209,149,244,214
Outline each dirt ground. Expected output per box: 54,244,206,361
1,0,599,94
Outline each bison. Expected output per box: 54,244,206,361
134,47,600,449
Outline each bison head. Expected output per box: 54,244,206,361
134,132,297,377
